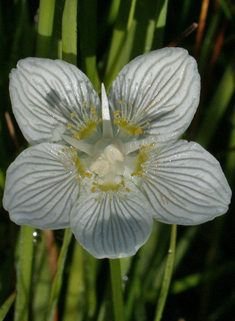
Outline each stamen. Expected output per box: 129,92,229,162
123,136,157,154
61,134,93,156
101,83,113,138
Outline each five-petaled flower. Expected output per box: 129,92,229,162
3,48,231,259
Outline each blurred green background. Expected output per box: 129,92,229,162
0,0,235,320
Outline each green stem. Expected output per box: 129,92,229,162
109,259,125,321
14,226,35,321
154,224,177,321
36,0,56,57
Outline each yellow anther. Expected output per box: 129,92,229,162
114,110,120,116
121,180,125,187
90,105,94,109
119,101,123,104
135,127,143,135
62,148,65,152
70,113,76,117
58,152,61,155
109,198,112,201
75,177,81,181
59,159,62,162
146,122,150,125
99,118,102,122
72,147,76,152
85,172,92,178
113,120,118,124
128,102,132,105
93,111,97,115
66,124,73,130
82,101,87,105
93,181,98,185
91,186,96,193
143,110,146,114
126,187,130,192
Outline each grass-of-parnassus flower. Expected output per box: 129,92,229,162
3,48,231,259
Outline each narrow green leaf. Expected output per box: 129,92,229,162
14,226,35,321
36,0,56,57
77,0,100,91
104,0,137,86
154,225,177,321
62,0,77,65
46,229,72,321
195,63,235,147
153,0,169,49
0,291,17,321
32,232,51,321
62,242,85,321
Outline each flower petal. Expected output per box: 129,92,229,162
141,140,231,225
109,47,200,142
9,58,101,144
3,143,79,229
70,183,153,258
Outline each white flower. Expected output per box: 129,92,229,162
3,48,231,259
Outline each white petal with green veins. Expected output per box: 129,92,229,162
141,140,232,225
70,183,153,259
9,58,101,144
3,143,80,229
109,47,200,144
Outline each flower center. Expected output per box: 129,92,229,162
90,139,125,177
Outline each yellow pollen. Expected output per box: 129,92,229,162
70,113,76,117
72,148,76,152
90,105,94,109
95,198,98,201
109,198,112,201
99,118,102,122
58,152,61,155
93,181,98,186
146,122,150,125
128,102,132,105
61,148,65,152
121,180,125,187
114,110,120,116
113,120,118,124
59,159,62,162
119,101,123,104
126,188,130,192
91,186,96,193
82,101,87,105
93,111,97,115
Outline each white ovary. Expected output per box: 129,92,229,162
90,144,125,177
